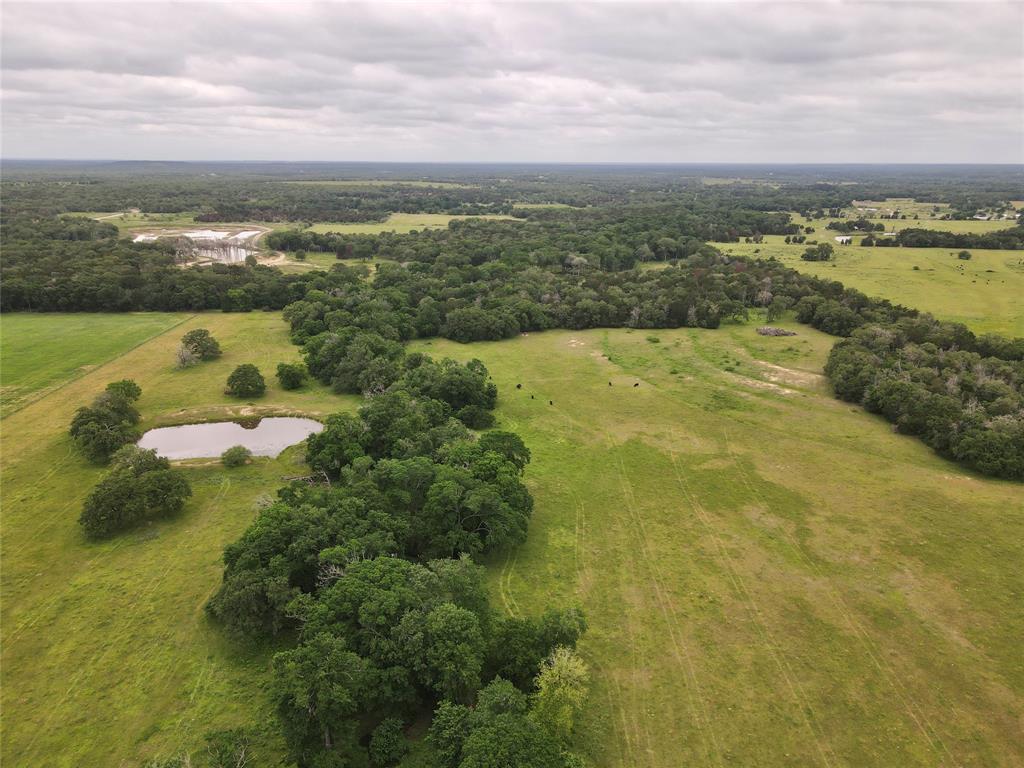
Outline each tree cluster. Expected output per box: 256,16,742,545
826,218,885,233
79,446,192,538
893,224,1024,250
69,379,143,463
824,318,1024,479
0,213,346,312
208,408,585,765
181,328,222,360
226,364,267,398
801,243,835,262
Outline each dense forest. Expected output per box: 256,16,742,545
205,390,589,766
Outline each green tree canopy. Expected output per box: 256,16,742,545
226,364,266,398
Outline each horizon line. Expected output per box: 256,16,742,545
3,158,1024,167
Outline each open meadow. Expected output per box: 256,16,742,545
413,324,1024,768
0,312,356,767
305,212,517,235
711,237,1024,336
6,310,1021,767
0,313,189,417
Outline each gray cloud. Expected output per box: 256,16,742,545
2,1,1022,162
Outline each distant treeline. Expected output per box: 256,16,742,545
4,201,1022,480
267,204,802,269
0,179,516,222
892,225,1024,250
0,214,325,312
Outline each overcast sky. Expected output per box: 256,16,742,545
2,1,1022,163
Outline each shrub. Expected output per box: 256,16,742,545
175,344,199,368
79,446,192,538
226,364,266,398
203,727,252,768
369,718,408,767
69,382,142,463
958,250,973,260
181,328,222,360
221,445,252,468
276,362,307,390
457,405,495,430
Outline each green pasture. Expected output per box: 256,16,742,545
0,313,190,418
713,237,1024,336
792,210,1019,235
1,312,354,767
65,211,203,232
3,273,1022,766
273,252,397,275
846,197,951,218
412,323,1023,768
306,212,517,235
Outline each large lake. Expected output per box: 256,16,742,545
137,417,323,459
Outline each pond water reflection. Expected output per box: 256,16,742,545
137,417,323,459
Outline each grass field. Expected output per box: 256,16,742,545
412,323,1023,768
1,312,356,767
66,211,203,232
306,212,517,235
4,311,1022,765
0,313,191,418
272,252,397,274
859,218,1019,234
712,237,1024,336
848,198,952,218
792,210,1019,235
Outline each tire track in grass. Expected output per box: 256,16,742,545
666,429,837,768
587,654,633,768
498,550,522,619
3,443,81,552
568,487,634,768
721,427,953,765
1,314,195,420
620,520,649,766
7,535,130,642
604,430,724,768
571,488,587,576
3,315,199,550
17,476,232,764
597,451,645,768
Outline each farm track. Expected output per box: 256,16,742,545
17,477,233,763
1,314,195,420
720,427,953,765
603,427,723,768
666,430,838,768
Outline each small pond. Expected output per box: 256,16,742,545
137,417,323,459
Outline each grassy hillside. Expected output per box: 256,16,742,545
712,237,1024,336
412,324,1023,768
1,312,356,767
